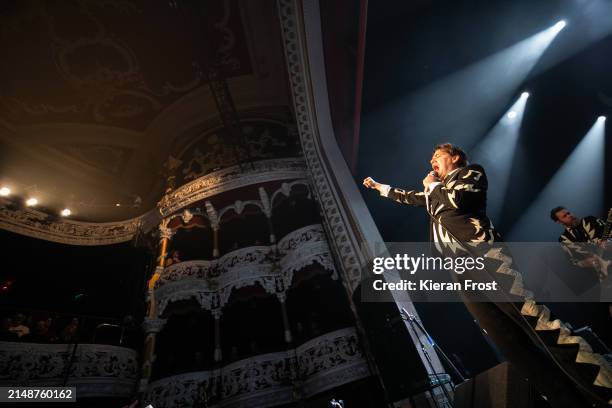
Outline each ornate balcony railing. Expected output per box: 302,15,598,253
155,224,337,314
143,327,369,408
0,197,152,246
0,342,139,398
158,158,307,217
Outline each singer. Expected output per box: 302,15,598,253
362,143,612,407
363,143,499,247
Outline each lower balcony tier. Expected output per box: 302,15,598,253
0,342,139,398
144,327,371,408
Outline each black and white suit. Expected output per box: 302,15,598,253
559,216,606,266
373,163,612,405
380,163,500,247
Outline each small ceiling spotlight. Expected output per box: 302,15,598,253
507,111,518,119
521,92,530,98
115,203,121,207
0,187,10,197
26,198,38,207
61,208,71,217
597,115,606,122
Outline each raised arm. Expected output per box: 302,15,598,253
363,177,426,207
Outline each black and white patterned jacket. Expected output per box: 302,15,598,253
559,216,605,265
381,164,500,248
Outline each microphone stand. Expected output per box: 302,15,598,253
401,308,466,384
420,186,610,406
400,308,458,408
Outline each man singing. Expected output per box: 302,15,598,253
363,143,612,408
363,143,498,246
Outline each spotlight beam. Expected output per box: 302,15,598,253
507,118,606,241
471,92,529,222
366,20,567,152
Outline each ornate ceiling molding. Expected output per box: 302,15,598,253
158,158,307,217
0,0,251,131
277,0,375,291
276,0,455,385
0,198,156,246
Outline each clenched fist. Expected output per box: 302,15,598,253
363,177,378,189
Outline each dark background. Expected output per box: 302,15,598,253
357,0,612,378
359,0,612,242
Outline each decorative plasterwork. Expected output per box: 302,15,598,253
0,342,138,398
155,224,336,315
143,327,370,408
276,2,451,390
276,0,371,291
0,198,153,246
177,121,301,185
0,0,251,131
158,158,307,217
167,179,310,226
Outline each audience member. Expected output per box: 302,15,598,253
0,317,18,341
22,320,52,343
165,250,181,266
60,317,79,343
8,313,30,338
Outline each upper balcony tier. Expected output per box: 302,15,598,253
154,224,337,315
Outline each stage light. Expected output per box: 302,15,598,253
0,187,10,197
61,208,71,217
116,203,121,207
554,20,567,31
521,92,530,98
597,115,606,122
373,19,568,150
26,198,38,207
507,111,517,119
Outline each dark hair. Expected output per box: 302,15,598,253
433,143,468,167
550,206,565,222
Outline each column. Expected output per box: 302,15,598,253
212,308,223,362
277,291,292,344
212,227,220,258
140,220,173,390
205,201,220,257
139,318,167,391
259,187,276,244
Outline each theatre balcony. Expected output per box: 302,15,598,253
143,327,370,408
0,341,139,399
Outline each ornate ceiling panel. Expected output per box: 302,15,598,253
53,143,134,175
0,0,252,131
0,0,293,227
